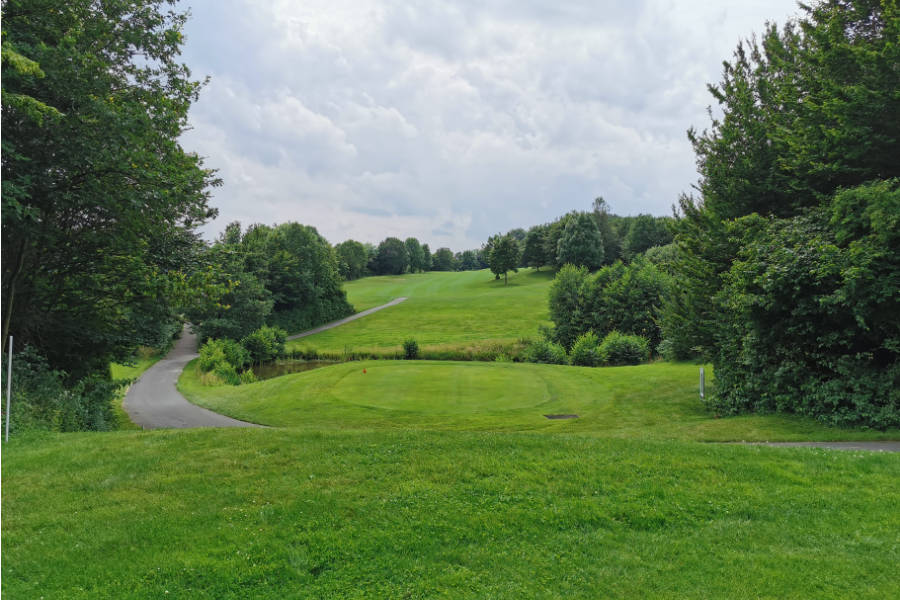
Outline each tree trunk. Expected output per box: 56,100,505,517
2,240,27,347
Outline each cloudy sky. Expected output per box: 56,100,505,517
179,0,800,250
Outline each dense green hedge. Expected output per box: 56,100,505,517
712,182,899,428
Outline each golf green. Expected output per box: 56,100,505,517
333,363,551,414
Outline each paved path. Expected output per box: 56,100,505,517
751,441,900,452
123,327,261,429
287,297,408,340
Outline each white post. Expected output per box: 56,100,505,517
5,336,12,442
699,366,705,400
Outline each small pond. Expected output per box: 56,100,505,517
252,360,339,381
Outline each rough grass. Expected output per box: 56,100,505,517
3,428,898,599
179,360,899,442
287,268,555,354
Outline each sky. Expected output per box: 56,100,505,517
179,0,801,250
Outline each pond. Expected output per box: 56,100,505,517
252,360,339,381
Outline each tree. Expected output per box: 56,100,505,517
431,248,456,271
521,225,549,270
2,0,218,379
592,197,620,264
458,250,479,271
489,234,521,285
622,215,673,260
421,244,433,271
405,237,425,272
374,237,408,275
713,181,899,427
336,240,369,280
666,0,900,361
556,212,604,270
547,264,589,349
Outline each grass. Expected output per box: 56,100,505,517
3,428,898,599
179,359,899,442
287,268,555,355
5,272,899,597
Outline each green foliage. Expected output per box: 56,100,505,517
583,258,671,350
524,339,568,365
599,331,650,366
374,237,409,275
712,181,900,428
547,264,589,349
336,240,369,280
2,0,218,381
521,225,550,269
241,326,288,365
187,222,352,339
402,338,420,360
549,260,670,351
431,247,456,271
2,347,118,432
421,244,433,271
569,331,601,367
556,212,604,270
667,0,900,364
405,238,425,273
622,215,673,260
488,234,521,284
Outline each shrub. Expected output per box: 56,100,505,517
1,346,117,433
241,326,287,364
524,340,568,365
403,338,420,360
212,360,241,386
599,331,650,365
570,331,601,367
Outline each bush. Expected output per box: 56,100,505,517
524,340,568,365
1,346,117,433
402,338,419,360
212,360,241,386
599,331,650,365
241,326,287,365
570,331,601,367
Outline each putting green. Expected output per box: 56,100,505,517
331,363,551,415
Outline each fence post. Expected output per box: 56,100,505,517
5,336,12,442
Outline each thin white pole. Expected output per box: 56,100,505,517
699,366,705,400
6,335,12,442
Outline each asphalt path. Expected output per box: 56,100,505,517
287,297,407,340
123,327,260,429
123,298,408,429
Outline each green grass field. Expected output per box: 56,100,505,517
4,429,898,598
4,270,899,598
180,359,898,442
287,268,555,354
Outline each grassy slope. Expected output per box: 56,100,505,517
288,268,555,353
6,271,900,597
4,429,899,599
180,360,898,442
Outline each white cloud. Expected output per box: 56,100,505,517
180,0,801,250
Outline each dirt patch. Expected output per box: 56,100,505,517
544,414,579,420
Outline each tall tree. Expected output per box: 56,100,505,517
489,234,521,285
336,240,369,280
431,248,456,271
374,237,409,275
404,237,425,273
622,215,673,260
421,243,433,271
556,212,604,270
2,0,219,377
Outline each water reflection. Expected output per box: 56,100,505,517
252,360,338,381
